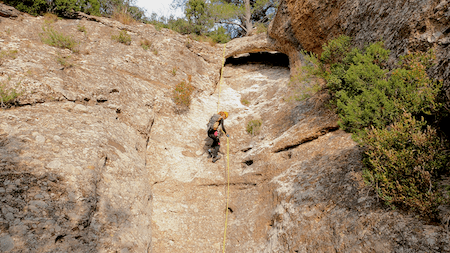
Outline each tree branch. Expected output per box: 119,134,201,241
216,20,248,32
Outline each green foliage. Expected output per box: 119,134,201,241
186,0,214,35
40,25,78,51
303,35,449,219
240,98,250,105
208,26,231,43
246,119,262,135
306,36,441,137
288,65,322,101
363,113,448,218
3,0,101,17
3,0,148,21
172,78,195,109
254,22,268,34
111,30,131,45
169,0,278,38
0,77,21,107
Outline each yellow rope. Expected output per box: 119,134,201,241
216,43,230,253
222,135,230,253
217,43,227,113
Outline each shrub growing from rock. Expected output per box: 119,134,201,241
363,113,448,218
0,78,21,107
172,78,195,110
111,30,132,45
40,25,78,51
246,119,262,136
302,35,449,219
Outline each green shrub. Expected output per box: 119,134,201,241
303,36,442,138
3,0,101,17
40,25,78,51
363,113,448,218
0,77,21,107
246,119,262,135
172,79,195,108
208,26,231,44
111,30,131,45
303,35,449,219
240,98,250,105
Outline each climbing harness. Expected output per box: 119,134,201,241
217,43,231,253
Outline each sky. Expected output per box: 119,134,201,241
134,0,184,18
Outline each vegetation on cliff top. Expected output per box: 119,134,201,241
299,35,449,220
3,0,145,21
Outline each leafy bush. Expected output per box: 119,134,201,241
363,113,448,218
0,77,21,107
303,35,449,219
303,36,442,138
3,0,101,17
40,25,78,51
208,27,231,43
246,119,262,135
172,79,195,108
111,30,131,45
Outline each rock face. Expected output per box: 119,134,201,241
1,3,450,253
269,0,450,96
0,8,221,252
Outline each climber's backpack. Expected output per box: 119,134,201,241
207,114,221,133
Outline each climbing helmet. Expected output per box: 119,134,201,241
219,111,229,119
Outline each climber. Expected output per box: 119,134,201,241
207,111,229,163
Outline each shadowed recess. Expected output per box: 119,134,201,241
225,52,290,67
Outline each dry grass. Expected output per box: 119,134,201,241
43,13,59,24
40,25,79,52
112,11,136,25
140,39,152,50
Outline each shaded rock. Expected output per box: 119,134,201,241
0,3,20,18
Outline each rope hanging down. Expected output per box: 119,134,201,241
217,43,231,253
217,43,227,113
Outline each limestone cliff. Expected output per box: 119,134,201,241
0,3,449,253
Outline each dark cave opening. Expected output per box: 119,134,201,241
225,51,290,68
